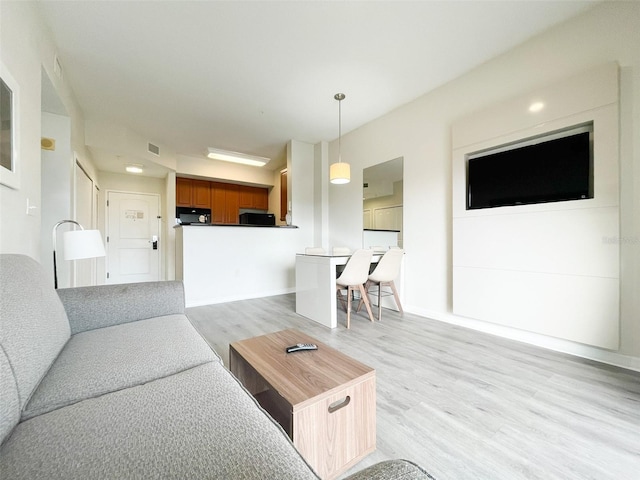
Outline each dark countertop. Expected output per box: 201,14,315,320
175,223,298,228
363,228,400,232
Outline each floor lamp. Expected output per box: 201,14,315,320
53,220,106,289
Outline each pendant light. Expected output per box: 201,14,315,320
330,93,350,184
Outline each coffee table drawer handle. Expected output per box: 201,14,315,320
328,396,351,413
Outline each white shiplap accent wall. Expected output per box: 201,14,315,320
452,63,620,350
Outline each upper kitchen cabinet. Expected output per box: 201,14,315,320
254,188,269,210
176,178,192,207
176,178,211,208
224,184,240,224
239,185,269,210
210,182,241,224
178,179,269,224
192,180,211,208
210,182,226,224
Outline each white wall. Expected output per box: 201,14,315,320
0,1,46,257
98,172,166,203
312,141,329,249
165,171,176,280
289,140,315,233
40,112,72,286
0,1,97,260
326,2,640,367
452,63,619,350
85,119,177,174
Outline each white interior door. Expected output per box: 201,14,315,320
106,191,160,284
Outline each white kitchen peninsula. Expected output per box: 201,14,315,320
175,224,301,307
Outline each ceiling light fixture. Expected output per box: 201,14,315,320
330,93,350,184
207,147,269,167
529,101,545,113
125,164,144,174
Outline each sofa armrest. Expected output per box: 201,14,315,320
57,281,186,334
343,460,435,480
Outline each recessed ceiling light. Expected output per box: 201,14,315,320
125,164,144,174
529,101,545,113
207,147,269,167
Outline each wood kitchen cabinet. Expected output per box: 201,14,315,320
238,186,254,209
280,170,287,221
239,185,269,210
192,180,211,208
210,182,240,224
254,188,269,210
180,179,268,224
224,184,239,224
176,178,210,208
210,182,226,224
176,178,193,207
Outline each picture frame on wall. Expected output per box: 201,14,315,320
1,61,20,190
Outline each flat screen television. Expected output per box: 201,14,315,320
466,123,593,210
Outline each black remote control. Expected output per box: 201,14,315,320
285,343,318,353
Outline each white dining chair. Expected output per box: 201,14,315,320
304,247,326,255
358,248,404,321
332,247,351,277
336,249,375,328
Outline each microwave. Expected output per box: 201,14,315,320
239,213,275,226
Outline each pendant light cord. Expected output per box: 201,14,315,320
335,93,345,163
338,98,342,163
330,92,350,185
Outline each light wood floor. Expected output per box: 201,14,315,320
187,294,640,480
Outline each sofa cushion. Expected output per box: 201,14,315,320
343,460,435,480
0,255,70,413
1,362,319,479
23,314,220,420
57,281,186,335
0,347,20,445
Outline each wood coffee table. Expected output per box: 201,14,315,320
229,329,376,480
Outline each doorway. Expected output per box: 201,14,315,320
106,191,161,284
74,159,99,286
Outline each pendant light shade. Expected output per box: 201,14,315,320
330,93,350,184
330,162,350,184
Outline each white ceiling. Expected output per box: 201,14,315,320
38,0,599,175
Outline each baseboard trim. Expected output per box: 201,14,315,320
186,287,296,308
406,306,640,373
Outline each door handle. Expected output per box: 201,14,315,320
151,235,158,250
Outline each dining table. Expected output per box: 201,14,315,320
295,251,402,329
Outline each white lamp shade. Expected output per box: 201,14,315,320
330,162,350,184
63,229,106,260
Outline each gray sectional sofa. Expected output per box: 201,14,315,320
0,254,432,479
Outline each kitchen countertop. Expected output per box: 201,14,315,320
174,223,298,228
